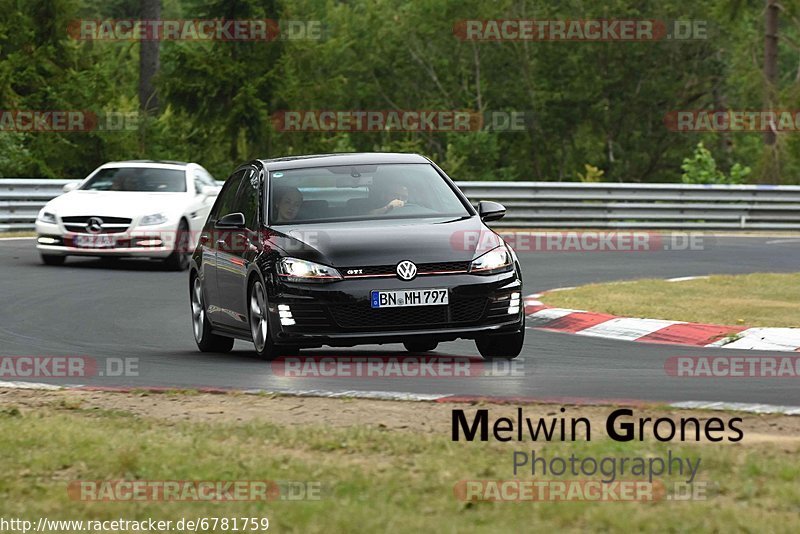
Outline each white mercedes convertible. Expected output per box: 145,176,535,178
35,160,220,270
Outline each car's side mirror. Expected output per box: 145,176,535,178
478,200,506,222
216,212,246,229
200,185,221,198
63,182,79,193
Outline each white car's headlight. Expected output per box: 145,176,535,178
37,210,57,224
277,257,342,283
140,213,168,226
470,245,513,274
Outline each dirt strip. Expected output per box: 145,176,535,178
1,387,799,447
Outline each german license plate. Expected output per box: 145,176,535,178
370,289,448,308
74,234,116,248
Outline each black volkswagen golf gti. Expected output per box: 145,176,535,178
189,153,524,360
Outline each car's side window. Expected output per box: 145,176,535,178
233,169,259,230
209,170,246,223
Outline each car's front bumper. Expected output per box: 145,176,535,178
35,219,178,258
266,270,524,347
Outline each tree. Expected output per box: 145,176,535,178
139,0,161,114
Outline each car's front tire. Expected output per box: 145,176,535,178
249,279,279,360
40,254,65,266
191,276,234,353
475,327,524,360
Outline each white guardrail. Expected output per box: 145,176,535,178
2,179,800,231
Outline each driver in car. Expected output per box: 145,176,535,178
275,186,304,222
370,183,409,215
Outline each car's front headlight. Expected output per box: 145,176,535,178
277,257,342,282
37,210,57,224
140,213,168,226
470,245,513,274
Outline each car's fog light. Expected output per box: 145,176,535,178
136,239,163,247
278,304,295,325
508,292,521,314
37,236,58,245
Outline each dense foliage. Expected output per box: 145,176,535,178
1,0,799,182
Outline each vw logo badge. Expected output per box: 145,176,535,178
86,217,104,234
396,260,417,281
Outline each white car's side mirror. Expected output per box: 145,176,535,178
200,185,221,198
63,182,79,193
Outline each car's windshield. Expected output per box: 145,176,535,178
81,167,187,192
269,163,470,225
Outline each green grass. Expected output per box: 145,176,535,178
541,273,800,327
0,231,35,238
0,402,799,532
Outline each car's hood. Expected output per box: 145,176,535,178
268,216,502,267
44,191,188,217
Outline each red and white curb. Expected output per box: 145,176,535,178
2,381,800,415
524,288,800,352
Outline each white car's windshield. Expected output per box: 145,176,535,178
269,163,470,224
81,167,187,192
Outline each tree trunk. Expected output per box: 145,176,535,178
764,0,778,146
138,0,161,114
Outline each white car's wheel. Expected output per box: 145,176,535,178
165,220,191,271
40,254,65,266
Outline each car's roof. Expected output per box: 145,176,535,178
258,152,430,171
101,160,193,169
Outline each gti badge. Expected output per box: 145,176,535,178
86,217,104,234
396,260,417,281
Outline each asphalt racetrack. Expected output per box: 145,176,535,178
2,235,799,406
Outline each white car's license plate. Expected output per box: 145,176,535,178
74,234,116,248
370,289,448,308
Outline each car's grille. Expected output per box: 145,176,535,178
343,261,470,277
486,294,518,324
61,216,132,234
331,297,487,329
287,302,334,329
